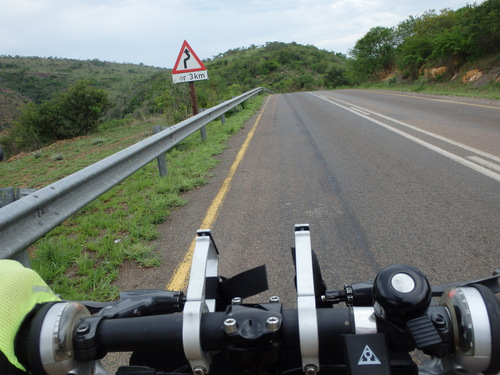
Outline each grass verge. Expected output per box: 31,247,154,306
0,95,266,301
359,79,500,100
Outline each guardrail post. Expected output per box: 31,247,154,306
153,126,168,177
17,188,37,200
217,102,226,125
199,108,207,140
1,188,38,208
14,251,31,268
0,187,15,208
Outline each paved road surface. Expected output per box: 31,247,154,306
139,89,500,308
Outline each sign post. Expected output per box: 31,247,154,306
189,82,198,116
172,40,209,139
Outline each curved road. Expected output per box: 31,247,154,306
154,89,500,307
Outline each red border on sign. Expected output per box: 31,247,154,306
172,40,207,74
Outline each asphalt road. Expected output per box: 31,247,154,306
145,89,500,308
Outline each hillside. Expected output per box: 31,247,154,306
204,42,347,92
0,57,165,130
0,43,348,132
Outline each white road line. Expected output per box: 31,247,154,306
309,93,500,183
350,107,370,116
468,156,500,173
312,93,500,164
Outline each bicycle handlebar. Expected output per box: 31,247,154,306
16,225,500,375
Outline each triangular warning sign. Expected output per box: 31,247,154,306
357,345,382,365
172,40,207,74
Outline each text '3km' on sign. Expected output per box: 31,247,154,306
172,40,208,83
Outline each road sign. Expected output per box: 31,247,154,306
172,70,208,83
172,40,208,83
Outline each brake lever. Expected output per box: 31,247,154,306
76,289,184,317
431,270,500,296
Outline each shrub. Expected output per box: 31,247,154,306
10,80,111,151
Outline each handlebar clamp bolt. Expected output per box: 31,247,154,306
224,318,238,334
304,364,318,375
193,366,207,375
266,316,280,332
76,322,90,335
231,297,242,305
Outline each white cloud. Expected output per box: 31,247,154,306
0,0,482,67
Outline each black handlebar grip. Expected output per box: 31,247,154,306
97,313,186,352
91,308,354,357
97,312,228,353
281,309,354,347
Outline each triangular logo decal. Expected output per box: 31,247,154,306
357,345,382,365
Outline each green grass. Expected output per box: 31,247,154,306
0,94,266,301
359,77,500,100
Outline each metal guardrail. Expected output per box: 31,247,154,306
0,87,262,261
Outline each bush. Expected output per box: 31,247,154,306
326,64,350,88
62,80,111,134
10,80,111,152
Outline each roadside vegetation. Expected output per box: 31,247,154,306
5,80,111,154
358,76,500,100
347,0,500,97
1,96,265,300
204,42,348,93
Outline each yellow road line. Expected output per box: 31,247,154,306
362,89,500,110
166,96,271,291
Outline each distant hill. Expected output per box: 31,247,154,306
0,57,165,130
204,42,348,93
0,43,348,130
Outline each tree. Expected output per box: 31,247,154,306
11,80,111,151
396,35,433,79
394,16,418,45
459,0,500,58
325,64,349,88
412,10,457,37
61,80,111,135
348,27,397,80
393,1,500,78
430,27,468,60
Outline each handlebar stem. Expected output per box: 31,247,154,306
182,230,219,374
294,224,320,373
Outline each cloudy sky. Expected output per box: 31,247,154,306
1,0,478,68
